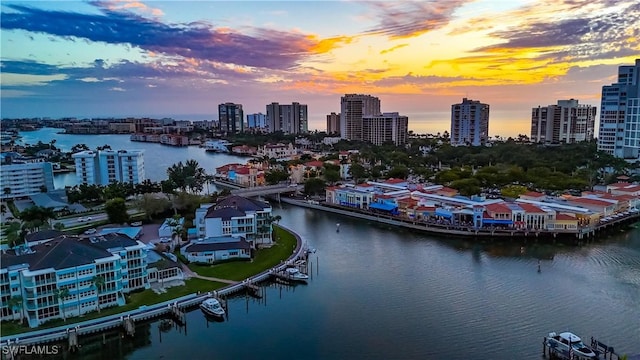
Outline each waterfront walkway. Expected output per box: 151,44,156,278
0,224,307,346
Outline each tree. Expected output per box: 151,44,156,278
71,143,90,153
55,287,70,321
348,163,366,184
19,206,56,228
92,275,106,313
105,198,129,224
323,169,341,184
8,296,24,324
53,222,65,231
304,178,326,196
3,187,11,197
136,193,170,220
5,221,22,247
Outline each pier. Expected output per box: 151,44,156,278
542,336,629,360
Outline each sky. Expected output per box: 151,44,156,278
1,0,639,137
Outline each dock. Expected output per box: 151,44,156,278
542,336,628,360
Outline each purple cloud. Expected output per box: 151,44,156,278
0,4,327,70
365,1,470,38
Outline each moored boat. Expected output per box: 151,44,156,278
200,298,225,318
545,332,597,359
284,267,309,282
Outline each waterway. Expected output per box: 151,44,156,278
16,128,245,189
32,206,639,360
13,128,640,359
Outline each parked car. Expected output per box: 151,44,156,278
84,228,97,235
130,221,142,226
77,216,93,223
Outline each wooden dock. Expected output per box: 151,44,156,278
543,336,625,360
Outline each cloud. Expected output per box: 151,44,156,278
94,0,165,17
0,4,345,70
365,1,470,39
380,44,408,55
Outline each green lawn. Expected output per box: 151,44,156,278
188,226,297,280
0,278,224,337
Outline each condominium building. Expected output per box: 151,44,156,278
218,102,244,134
362,112,409,146
247,113,267,130
326,112,340,134
0,162,54,199
450,98,490,146
265,102,308,134
193,195,274,247
72,150,145,185
340,94,381,141
531,99,597,143
0,233,147,328
598,59,640,160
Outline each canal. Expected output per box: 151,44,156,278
31,204,640,360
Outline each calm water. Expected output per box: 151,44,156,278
16,128,640,359
17,128,245,189
40,206,639,360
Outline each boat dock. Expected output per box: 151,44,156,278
542,336,629,360
0,224,309,348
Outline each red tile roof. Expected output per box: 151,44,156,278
305,160,325,168
570,197,615,206
522,191,545,198
416,206,436,211
486,203,512,213
556,213,576,221
517,203,546,213
385,178,405,184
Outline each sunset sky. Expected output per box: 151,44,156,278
1,0,639,137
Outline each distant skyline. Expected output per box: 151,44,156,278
1,1,639,137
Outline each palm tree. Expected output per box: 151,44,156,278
92,275,106,313
273,215,282,224
8,295,24,324
55,287,70,321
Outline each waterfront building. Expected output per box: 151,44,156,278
597,59,640,160
193,195,273,247
0,233,148,327
531,99,597,143
362,112,409,146
145,250,184,286
218,102,244,134
181,236,252,263
0,162,54,200
450,98,490,146
72,149,145,185
340,94,381,141
327,112,340,134
256,143,297,159
265,102,308,134
247,113,267,130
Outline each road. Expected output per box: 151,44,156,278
55,209,141,228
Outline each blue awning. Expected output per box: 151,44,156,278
435,210,452,218
482,219,513,225
369,202,397,211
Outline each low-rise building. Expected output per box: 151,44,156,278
0,162,55,199
181,236,251,263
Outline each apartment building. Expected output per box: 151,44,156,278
326,112,340,134
265,102,308,134
450,98,490,146
0,162,55,199
598,59,640,160
72,150,145,185
218,102,244,134
362,112,409,146
531,99,597,143
340,94,381,141
0,233,147,328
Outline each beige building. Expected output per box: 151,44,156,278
531,99,596,143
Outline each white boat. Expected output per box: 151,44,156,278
200,298,225,318
284,267,309,282
545,332,597,359
204,140,230,153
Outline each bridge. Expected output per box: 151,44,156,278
213,179,302,198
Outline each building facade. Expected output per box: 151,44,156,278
247,113,267,130
531,99,597,143
598,59,640,160
362,112,409,146
340,94,381,141
450,98,490,146
218,102,244,134
326,112,340,134
72,150,145,185
265,102,308,134
0,162,54,200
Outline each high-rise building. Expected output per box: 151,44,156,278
218,102,244,134
265,102,308,134
597,59,640,160
0,162,54,199
247,113,267,129
340,94,381,141
326,112,340,134
531,99,596,144
450,98,490,146
362,112,408,146
72,150,145,185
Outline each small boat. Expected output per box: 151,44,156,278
284,267,309,282
204,140,231,153
200,298,225,318
545,332,597,359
